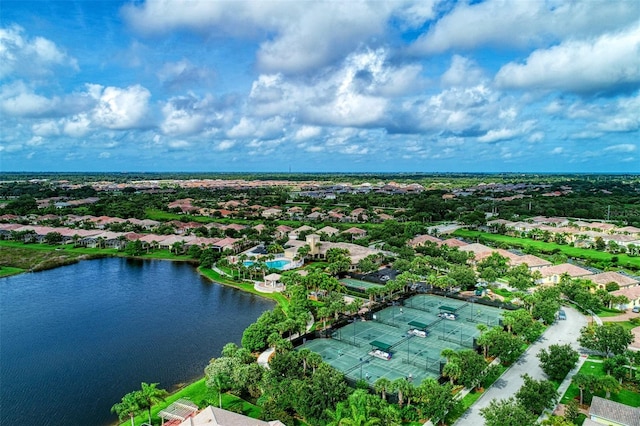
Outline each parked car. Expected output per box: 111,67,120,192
558,310,567,320
632,306,640,313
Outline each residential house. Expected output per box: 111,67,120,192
306,211,324,221
602,234,640,248
252,224,267,234
376,213,394,222
588,272,639,290
616,226,640,236
458,243,520,264
408,234,442,248
275,225,293,239
327,211,345,222
509,254,552,271
611,286,640,311
439,238,468,248
286,206,304,218
588,396,640,426
350,208,368,221
289,225,316,240
342,227,367,239
161,401,285,426
261,208,282,218
589,222,617,233
223,223,247,232
536,263,593,285
168,198,199,213
127,218,160,229
219,200,244,210
211,237,242,253
316,226,340,237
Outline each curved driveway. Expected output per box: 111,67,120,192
454,306,588,426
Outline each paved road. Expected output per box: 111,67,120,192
454,306,588,426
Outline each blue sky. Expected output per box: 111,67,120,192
1,0,639,173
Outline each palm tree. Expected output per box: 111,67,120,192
117,234,128,251
572,373,589,405
299,348,312,375
338,408,381,426
476,323,488,336
317,306,331,330
307,352,322,375
441,348,457,363
442,361,462,386
366,287,377,303
373,377,391,401
96,236,106,249
598,375,621,399
391,378,412,408
624,350,638,380
139,382,168,425
210,373,227,408
171,241,184,255
502,314,515,333
111,391,141,426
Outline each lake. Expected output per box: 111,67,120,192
0,257,274,425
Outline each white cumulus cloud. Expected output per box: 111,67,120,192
495,24,640,94
0,25,78,79
123,0,426,74
441,55,485,87
411,0,639,54
91,85,151,130
0,83,59,117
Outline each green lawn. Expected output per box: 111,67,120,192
453,230,640,270
198,267,290,311
118,378,265,426
596,308,627,318
0,241,113,272
0,265,24,277
560,360,640,407
614,320,640,333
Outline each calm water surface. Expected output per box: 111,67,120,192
0,258,274,425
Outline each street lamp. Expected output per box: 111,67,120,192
353,317,357,345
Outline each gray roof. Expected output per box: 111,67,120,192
179,406,285,426
589,396,640,426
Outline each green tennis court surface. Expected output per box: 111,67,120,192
299,294,504,385
340,278,385,291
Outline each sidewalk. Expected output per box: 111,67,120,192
539,353,589,422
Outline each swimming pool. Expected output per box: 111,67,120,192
243,259,291,270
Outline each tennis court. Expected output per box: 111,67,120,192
299,295,506,385
340,278,384,292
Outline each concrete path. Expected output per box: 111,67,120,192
454,306,588,426
543,353,588,421
257,347,274,369
212,265,230,276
